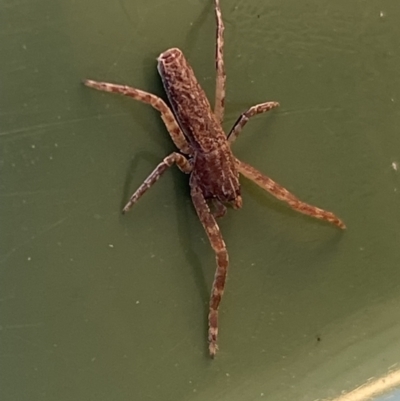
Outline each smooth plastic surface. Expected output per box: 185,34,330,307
1,0,400,400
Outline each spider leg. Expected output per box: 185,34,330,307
214,0,226,124
236,159,346,229
190,184,229,357
227,101,280,144
84,80,191,155
123,152,192,213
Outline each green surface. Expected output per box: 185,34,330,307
1,0,400,400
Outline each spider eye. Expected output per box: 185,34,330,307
232,195,242,209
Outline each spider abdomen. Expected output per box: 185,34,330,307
158,48,227,153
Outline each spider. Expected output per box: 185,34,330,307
84,0,345,357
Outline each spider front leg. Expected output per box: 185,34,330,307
123,152,192,213
190,184,229,357
227,101,280,144
84,80,191,155
236,159,346,229
214,0,226,123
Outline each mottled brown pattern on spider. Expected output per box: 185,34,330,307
84,0,345,357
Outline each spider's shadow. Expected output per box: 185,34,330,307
183,0,214,59
120,150,210,320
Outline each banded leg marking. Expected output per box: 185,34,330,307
84,80,191,154
123,152,192,214
214,0,226,124
236,159,346,229
228,101,280,144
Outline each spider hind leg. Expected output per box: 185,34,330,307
214,0,226,124
84,80,191,154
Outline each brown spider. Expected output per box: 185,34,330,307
84,0,345,357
